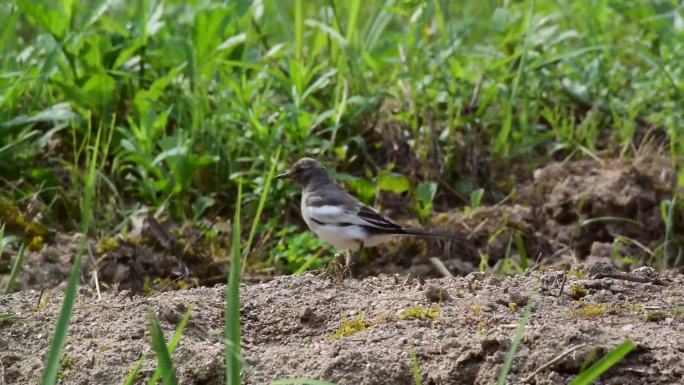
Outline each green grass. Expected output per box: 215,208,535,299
0,0,681,272
40,118,103,385
569,339,635,385
148,311,179,385
225,180,243,385
497,290,536,385
122,306,192,385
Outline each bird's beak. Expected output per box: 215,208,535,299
275,170,291,180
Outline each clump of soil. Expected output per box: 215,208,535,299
0,215,229,294
1,263,682,384
367,156,682,277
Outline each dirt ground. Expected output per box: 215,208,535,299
1,263,682,385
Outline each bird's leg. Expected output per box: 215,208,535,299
342,242,363,276
330,250,346,281
343,249,353,276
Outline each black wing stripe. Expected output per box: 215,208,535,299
357,207,402,230
311,218,353,227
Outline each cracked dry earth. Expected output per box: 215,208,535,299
1,263,683,385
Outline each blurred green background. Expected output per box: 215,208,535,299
1,0,683,274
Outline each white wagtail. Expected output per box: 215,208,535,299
276,157,457,269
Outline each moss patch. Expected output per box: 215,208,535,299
569,283,587,299
399,305,440,320
328,315,369,340
571,301,643,318
645,311,667,322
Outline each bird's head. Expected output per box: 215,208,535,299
275,157,329,186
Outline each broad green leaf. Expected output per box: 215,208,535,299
377,171,411,194
470,188,484,209
415,181,437,204
16,0,73,40
331,172,375,204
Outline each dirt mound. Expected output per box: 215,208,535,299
1,264,682,384
1,217,228,294
367,157,682,277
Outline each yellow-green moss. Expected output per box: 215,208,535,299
0,197,48,251
96,236,119,254
570,283,587,299
27,235,44,251
98,343,112,351
32,295,50,312
572,303,607,317
57,355,79,381
571,301,643,318
567,269,586,279
645,311,667,322
470,305,486,334
327,315,369,340
399,305,440,320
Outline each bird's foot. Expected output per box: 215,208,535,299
329,251,353,282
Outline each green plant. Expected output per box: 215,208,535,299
148,311,178,385
40,119,103,385
497,289,537,385
410,342,423,385
2,242,25,294
271,226,331,275
225,180,243,385
569,339,635,385
122,307,192,385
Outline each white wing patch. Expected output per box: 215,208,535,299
306,205,366,226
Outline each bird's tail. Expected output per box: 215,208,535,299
399,228,463,242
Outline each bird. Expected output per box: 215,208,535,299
275,157,458,271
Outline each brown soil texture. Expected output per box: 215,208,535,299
367,156,683,277
1,264,682,385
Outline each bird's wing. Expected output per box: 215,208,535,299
305,185,404,233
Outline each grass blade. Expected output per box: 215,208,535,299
242,146,281,273
40,240,86,385
496,292,536,385
122,358,144,385
148,311,178,385
147,307,193,385
3,240,25,294
569,339,635,385
410,343,423,385
225,180,243,385
41,117,102,385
